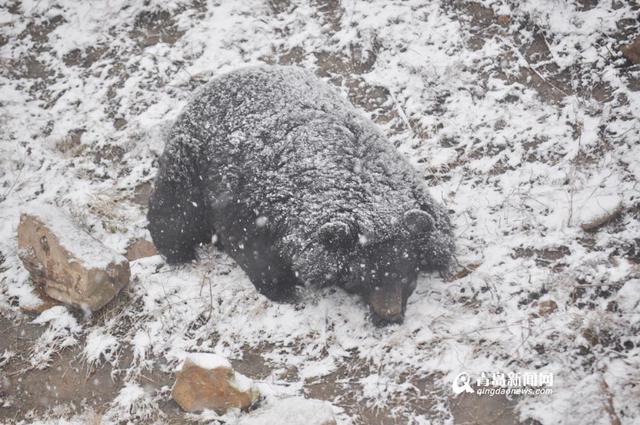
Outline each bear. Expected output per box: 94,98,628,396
147,65,454,324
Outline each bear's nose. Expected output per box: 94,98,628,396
371,309,404,326
368,283,406,325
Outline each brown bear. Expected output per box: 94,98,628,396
148,65,454,324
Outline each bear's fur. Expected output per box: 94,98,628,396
148,65,454,323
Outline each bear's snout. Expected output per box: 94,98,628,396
368,280,412,325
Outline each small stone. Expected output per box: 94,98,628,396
239,397,336,425
582,327,599,346
580,201,623,232
172,353,260,413
496,15,511,25
17,207,130,312
133,182,152,206
621,37,640,64
125,239,157,261
56,129,86,158
538,299,558,317
113,117,127,130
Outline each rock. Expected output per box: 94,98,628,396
580,201,623,232
132,181,152,206
17,207,130,312
538,299,558,317
239,397,337,425
125,239,157,261
496,15,511,25
172,353,260,413
621,37,640,64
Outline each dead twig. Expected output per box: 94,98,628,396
387,89,414,135
600,377,622,425
445,262,482,282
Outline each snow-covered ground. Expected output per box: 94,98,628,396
1,0,639,424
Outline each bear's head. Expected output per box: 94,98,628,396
293,207,446,325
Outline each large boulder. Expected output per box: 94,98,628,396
17,207,130,312
172,353,260,413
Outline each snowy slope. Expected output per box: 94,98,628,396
1,0,639,424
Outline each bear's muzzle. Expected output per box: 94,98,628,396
368,280,410,325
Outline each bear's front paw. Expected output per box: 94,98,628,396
165,248,197,264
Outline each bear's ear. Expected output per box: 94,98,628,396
403,209,434,234
318,221,355,251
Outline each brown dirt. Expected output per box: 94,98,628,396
0,311,183,423
0,310,521,424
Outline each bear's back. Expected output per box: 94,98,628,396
180,66,353,137
167,66,430,246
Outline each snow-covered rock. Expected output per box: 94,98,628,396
577,195,623,232
172,352,260,413
239,397,337,425
17,207,130,312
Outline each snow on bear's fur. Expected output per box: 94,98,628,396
148,65,454,324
